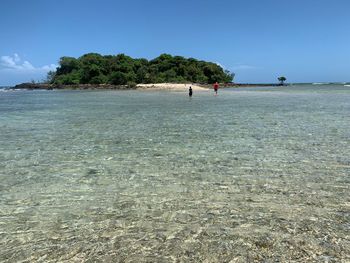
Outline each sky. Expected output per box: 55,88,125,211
0,0,349,85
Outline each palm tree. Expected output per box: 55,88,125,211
278,76,287,85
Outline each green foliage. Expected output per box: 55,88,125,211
56,57,80,75
51,53,234,85
54,71,81,85
278,76,287,85
109,72,128,85
45,70,56,83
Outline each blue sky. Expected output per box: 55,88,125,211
0,0,349,85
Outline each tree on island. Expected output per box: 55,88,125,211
45,70,56,83
49,53,234,85
278,76,287,85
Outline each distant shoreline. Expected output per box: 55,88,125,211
10,82,284,91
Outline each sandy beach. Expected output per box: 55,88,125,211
11,82,212,91
136,83,209,91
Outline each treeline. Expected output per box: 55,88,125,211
49,53,234,85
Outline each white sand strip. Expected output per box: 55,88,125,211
136,83,209,91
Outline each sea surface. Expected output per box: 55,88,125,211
0,85,349,262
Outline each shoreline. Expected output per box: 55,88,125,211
10,82,284,91
11,83,210,91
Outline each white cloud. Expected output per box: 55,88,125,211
216,62,239,74
1,55,18,68
14,53,20,62
215,62,226,69
41,64,58,71
22,61,35,70
0,54,57,72
0,54,58,85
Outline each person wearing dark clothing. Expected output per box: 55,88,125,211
189,86,193,97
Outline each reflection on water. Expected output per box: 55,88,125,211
0,85,349,262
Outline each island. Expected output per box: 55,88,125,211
12,53,234,90
11,53,288,90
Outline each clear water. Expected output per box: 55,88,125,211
0,85,349,262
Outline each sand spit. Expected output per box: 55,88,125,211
12,82,211,91
136,83,209,91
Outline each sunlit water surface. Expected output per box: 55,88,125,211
0,85,349,262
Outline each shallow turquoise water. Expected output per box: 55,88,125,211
0,85,349,262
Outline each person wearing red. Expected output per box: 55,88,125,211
213,82,219,95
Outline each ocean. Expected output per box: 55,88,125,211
0,85,349,261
